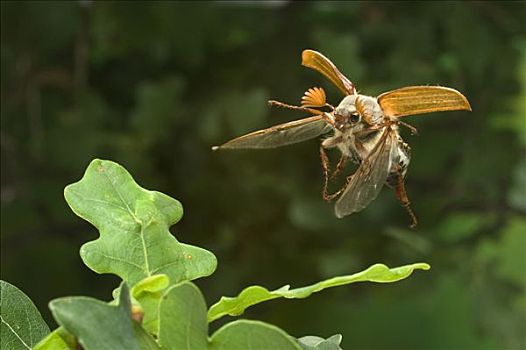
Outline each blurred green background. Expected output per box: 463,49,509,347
1,1,525,349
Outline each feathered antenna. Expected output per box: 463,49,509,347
301,87,327,108
355,97,373,124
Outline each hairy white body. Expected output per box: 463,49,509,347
321,94,411,180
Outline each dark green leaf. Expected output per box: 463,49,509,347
157,282,208,350
49,283,158,350
209,320,302,350
297,334,343,350
0,280,50,350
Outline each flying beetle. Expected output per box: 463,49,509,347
213,49,471,228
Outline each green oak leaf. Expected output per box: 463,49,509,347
157,281,301,350
49,283,159,350
297,334,343,350
132,274,170,297
133,322,162,350
158,282,208,350
132,274,170,335
33,328,74,350
209,320,302,350
0,280,50,350
208,263,430,322
64,159,217,286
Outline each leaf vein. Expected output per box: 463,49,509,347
0,315,32,349
150,259,182,275
96,252,144,271
101,168,152,277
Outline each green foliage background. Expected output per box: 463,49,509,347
1,1,525,349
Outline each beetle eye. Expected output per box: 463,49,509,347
350,114,361,123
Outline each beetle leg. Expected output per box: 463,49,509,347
320,145,346,202
331,154,348,179
268,100,322,116
399,120,419,136
320,145,332,202
393,169,418,228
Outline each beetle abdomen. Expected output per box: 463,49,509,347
386,138,411,187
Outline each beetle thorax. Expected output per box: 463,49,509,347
323,94,388,162
334,94,385,128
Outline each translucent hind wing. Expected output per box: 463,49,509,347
334,127,398,218
213,115,332,150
